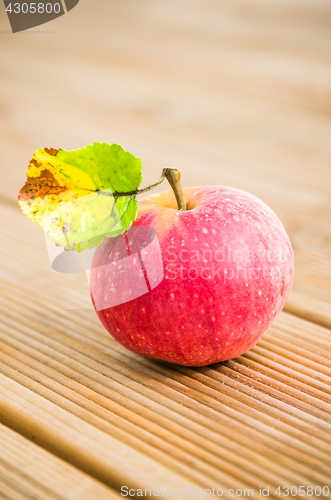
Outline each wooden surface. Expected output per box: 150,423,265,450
0,0,331,498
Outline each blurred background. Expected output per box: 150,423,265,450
1,0,331,320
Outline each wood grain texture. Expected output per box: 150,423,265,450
0,423,121,500
0,0,331,497
1,281,331,497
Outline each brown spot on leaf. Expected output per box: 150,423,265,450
30,159,42,168
18,169,68,201
45,147,59,156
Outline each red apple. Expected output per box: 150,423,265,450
89,185,294,366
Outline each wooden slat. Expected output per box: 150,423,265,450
0,204,331,497
0,423,120,500
0,278,331,493
0,375,209,497
285,290,331,330
1,0,331,496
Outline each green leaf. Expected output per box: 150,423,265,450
18,143,142,252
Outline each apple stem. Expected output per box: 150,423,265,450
164,168,187,211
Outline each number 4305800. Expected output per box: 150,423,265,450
6,3,61,14
275,486,330,496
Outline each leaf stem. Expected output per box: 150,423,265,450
97,169,169,198
97,167,187,210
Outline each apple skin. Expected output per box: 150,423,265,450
89,185,294,367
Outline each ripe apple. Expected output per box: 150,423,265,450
89,185,294,366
